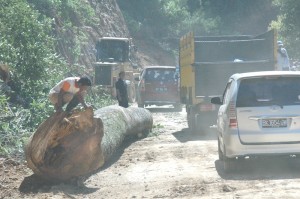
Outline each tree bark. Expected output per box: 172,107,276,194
25,106,153,182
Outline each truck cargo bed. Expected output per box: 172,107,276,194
194,61,275,97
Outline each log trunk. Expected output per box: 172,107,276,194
25,106,153,182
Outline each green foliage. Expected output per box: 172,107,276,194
87,86,117,109
117,0,170,38
0,93,12,119
28,0,97,26
28,0,98,67
271,0,300,58
160,0,191,36
0,107,32,156
0,0,66,99
0,86,53,156
118,0,277,38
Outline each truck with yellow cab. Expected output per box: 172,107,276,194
179,30,278,132
93,37,139,102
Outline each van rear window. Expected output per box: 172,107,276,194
144,68,176,82
236,76,300,107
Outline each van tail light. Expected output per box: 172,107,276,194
140,79,145,92
228,101,237,128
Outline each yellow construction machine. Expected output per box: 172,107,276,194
93,37,139,102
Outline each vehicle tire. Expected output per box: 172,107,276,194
188,110,209,134
218,138,224,161
195,111,216,134
223,156,236,173
174,103,182,112
187,107,196,132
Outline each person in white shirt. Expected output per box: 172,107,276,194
277,41,290,71
49,76,92,112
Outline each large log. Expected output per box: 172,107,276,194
25,106,153,182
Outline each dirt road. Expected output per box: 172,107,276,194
2,106,300,198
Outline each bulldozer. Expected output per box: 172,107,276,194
93,37,139,102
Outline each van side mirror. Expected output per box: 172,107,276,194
211,97,222,105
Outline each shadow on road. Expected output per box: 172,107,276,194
215,157,300,180
19,174,99,194
172,128,217,142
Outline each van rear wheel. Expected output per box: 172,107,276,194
223,156,236,173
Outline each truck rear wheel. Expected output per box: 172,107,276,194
195,110,217,134
187,107,216,134
174,103,182,112
187,107,196,132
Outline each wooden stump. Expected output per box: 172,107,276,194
25,106,153,182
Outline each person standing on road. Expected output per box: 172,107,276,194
115,71,129,108
49,76,92,113
277,41,290,71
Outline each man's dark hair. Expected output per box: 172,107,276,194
119,71,125,77
78,76,92,86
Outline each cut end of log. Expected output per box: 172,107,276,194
25,108,104,181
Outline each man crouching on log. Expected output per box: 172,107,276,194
49,76,92,113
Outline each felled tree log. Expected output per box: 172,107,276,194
25,106,153,182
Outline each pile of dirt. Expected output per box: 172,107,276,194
0,156,31,198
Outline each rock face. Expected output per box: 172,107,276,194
25,106,153,182
50,0,173,69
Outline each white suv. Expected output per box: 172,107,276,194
211,71,300,172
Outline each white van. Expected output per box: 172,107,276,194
211,71,300,172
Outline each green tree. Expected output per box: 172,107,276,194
195,0,277,35
117,0,218,40
271,0,300,58
0,0,65,99
117,0,169,38
118,0,277,39
0,0,66,155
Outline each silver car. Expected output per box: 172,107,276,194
211,71,300,172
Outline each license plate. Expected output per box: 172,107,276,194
262,119,287,128
155,87,167,92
